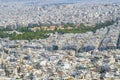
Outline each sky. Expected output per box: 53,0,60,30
1,0,120,5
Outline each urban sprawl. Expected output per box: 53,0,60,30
0,2,120,80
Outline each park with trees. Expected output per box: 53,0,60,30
0,20,115,40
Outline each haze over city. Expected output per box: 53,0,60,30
1,0,120,4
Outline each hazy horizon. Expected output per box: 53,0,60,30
1,0,120,5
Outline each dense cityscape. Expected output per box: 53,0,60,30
0,2,120,28
0,0,120,80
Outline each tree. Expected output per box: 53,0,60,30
18,27,31,32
